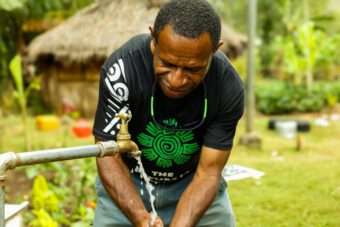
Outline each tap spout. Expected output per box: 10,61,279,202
116,112,141,156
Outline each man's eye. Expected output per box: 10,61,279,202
185,67,203,73
191,68,203,73
163,62,175,68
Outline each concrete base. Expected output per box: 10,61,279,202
5,202,28,227
239,132,262,149
6,215,22,227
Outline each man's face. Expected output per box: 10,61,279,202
151,25,214,98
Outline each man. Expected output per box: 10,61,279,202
92,0,244,226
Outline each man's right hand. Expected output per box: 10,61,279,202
137,213,164,227
95,138,163,227
96,150,153,226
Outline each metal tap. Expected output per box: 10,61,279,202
116,112,141,156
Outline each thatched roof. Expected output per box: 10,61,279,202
28,0,246,65
22,18,63,33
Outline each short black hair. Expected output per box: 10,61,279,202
153,0,221,49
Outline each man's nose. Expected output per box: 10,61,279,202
169,68,187,88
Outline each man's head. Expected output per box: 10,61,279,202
152,0,221,50
150,0,223,98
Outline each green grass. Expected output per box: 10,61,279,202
1,114,340,226
0,115,93,152
230,115,340,227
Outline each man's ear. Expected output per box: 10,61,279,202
214,39,224,52
149,26,154,36
149,26,156,54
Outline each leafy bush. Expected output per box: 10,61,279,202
25,159,96,226
314,82,340,108
256,81,340,114
29,175,60,227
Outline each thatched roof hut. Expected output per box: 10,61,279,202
29,0,157,65
28,0,246,117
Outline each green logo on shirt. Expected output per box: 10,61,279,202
137,119,199,168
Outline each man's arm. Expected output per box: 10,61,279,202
96,139,163,227
170,145,231,227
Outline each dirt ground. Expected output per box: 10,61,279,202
5,169,32,203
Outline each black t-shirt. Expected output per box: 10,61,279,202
93,34,244,184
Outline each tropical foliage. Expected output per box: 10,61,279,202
256,80,340,114
209,0,340,114
210,0,340,81
0,0,93,92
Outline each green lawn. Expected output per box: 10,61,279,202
1,114,340,226
230,115,340,227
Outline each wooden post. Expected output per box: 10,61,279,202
239,0,262,148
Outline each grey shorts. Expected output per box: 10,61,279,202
93,173,236,227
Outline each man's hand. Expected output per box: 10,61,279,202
96,136,152,226
137,213,164,227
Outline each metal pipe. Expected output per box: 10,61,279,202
246,0,257,133
0,141,118,171
0,152,19,227
0,141,119,227
0,184,4,227
17,144,115,167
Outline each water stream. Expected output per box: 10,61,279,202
135,155,158,226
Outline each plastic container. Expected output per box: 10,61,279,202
35,115,60,131
268,119,311,132
72,119,92,138
275,121,297,139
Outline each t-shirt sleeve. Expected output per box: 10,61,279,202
203,67,244,150
92,58,131,141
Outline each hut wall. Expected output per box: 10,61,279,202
43,65,100,117
57,80,99,117
42,66,60,112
